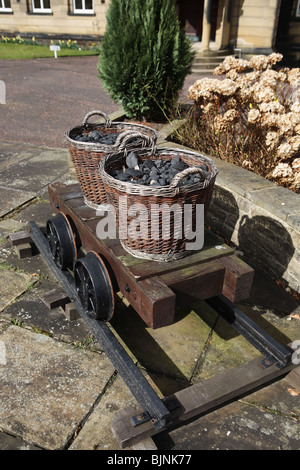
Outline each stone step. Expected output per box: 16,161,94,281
191,61,224,74
191,68,217,74
191,47,231,57
193,55,230,64
191,50,237,74
192,61,222,69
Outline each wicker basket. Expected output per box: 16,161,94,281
99,142,218,261
65,110,158,209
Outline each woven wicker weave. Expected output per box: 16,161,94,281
99,144,218,261
66,110,158,208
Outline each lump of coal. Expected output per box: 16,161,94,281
171,159,189,172
126,151,139,169
124,168,144,178
143,159,155,169
89,130,104,141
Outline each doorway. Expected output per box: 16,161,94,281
176,0,219,42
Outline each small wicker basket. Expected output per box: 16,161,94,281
66,110,158,209
99,139,218,261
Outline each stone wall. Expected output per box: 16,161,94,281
230,0,281,52
0,0,108,37
162,138,300,295
204,157,300,294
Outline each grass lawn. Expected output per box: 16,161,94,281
0,42,99,60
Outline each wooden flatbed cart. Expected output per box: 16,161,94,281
26,182,297,449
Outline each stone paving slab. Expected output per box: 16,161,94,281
197,306,300,382
1,278,93,345
154,378,300,450
0,431,41,450
0,326,115,450
0,141,40,171
110,300,213,384
0,142,69,218
0,268,35,312
0,219,27,240
0,148,69,193
69,375,139,450
0,186,36,218
0,236,58,287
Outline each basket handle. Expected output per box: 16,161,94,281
118,132,156,153
82,110,112,128
113,130,144,147
169,166,210,193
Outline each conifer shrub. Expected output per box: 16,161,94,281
98,0,194,121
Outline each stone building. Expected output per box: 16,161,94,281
0,0,299,63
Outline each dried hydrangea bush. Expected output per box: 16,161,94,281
177,53,300,193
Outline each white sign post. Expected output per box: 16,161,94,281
50,45,61,59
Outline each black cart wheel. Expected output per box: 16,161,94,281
74,251,115,321
46,212,77,270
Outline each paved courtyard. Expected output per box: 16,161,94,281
0,56,299,451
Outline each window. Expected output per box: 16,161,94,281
73,0,93,14
31,0,51,13
0,0,12,12
297,0,300,17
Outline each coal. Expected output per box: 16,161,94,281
170,155,181,166
200,163,209,171
117,172,131,182
109,154,210,188
89,130,104,141
155,159,163,169
171,160,189,172
143,159,154,166
72,130,119,145
124,168,144,178
149,167,158,177
126,151,139,169
149,173,159,181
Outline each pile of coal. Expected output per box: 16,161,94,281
72,130,119,145
109,152,210,187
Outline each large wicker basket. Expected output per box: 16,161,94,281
99,142,218,261
66,110,158,209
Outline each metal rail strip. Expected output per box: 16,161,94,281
206,295,292,369
29,221,170,431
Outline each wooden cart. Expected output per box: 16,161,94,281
47,182,256,327
22,182,297,449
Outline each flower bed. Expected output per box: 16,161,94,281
175,53,300,194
